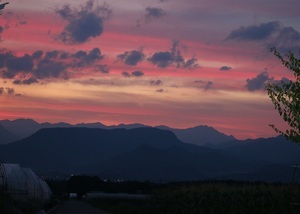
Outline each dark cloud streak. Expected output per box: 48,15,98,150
6,54,33,72
149,79,162,86
122,71,131,78
148,51,174,68
121,70,144,77
226,21,280,41
245,71,290,91
136,6,166,28
97,64,109,73
0,47,105,85
145,7,166,22
227,21,300,53
193,80,213,91
245,71,271,91
148,41,199,69
72,48,104,67
156,88,165,93
131,70,144,77
0,87,18,96
220,66,232,71
55,0,112,44
117,50,145,66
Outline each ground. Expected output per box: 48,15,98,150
47,200,109,214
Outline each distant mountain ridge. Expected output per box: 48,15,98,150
0,119,72,141
0,126,299,182
0,118,235,145
156,125,236,145
0,127,251,181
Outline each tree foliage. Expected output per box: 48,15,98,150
266,48,300,143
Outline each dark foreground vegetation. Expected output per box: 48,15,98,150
46,175,300,214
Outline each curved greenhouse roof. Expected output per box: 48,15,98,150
0,163,51,204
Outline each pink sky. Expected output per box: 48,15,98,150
0,0,299,139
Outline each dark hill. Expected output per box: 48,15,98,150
219,136,300,164
0,124,18,144
0,127,182,170
93,144,207,181
90,143,253,181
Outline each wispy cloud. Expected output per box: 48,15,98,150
189,80,214,91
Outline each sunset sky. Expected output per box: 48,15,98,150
0,0,299,139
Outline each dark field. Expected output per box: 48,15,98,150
85,181,300,214
46,176,300,214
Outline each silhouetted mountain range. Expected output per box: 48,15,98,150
0,127,248,181
157,125,236,146
0,124,299,182
0,119,72,141
0,118,235,145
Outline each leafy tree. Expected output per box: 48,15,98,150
266,48,300,143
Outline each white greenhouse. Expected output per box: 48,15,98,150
0,162,52,205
